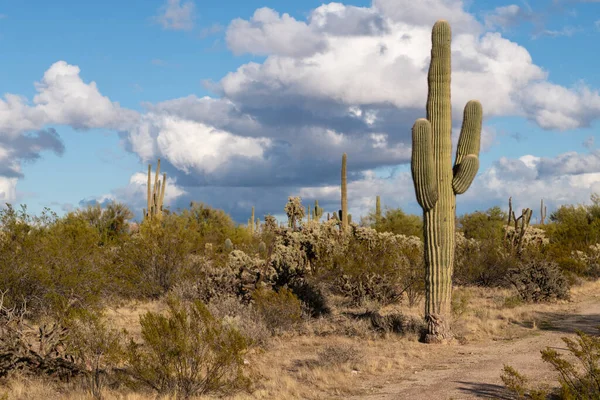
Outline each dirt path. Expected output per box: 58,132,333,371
351,293,600,400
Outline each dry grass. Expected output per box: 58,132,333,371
3,281,600,399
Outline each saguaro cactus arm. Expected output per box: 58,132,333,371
452,100,482,194
411,119,438,211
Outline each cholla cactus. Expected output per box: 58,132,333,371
410,20,483,342
284,196,305,230
264,215,278,232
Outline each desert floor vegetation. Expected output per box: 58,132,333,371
2,193,600,399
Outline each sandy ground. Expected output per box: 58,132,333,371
349,293,600,400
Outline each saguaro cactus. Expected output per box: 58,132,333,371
375,195,382,220
314,200,324,222
540,199,547,225
410,20,483,342
145,158,167,221
341,153,348,231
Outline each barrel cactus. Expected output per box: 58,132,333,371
410,20,483,342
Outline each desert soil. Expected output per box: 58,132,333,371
349,292,600,400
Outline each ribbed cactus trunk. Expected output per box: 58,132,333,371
341,153,348,231
145,158,167,221
375,195,381,220
411,20,482,343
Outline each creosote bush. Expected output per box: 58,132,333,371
252,287,303,334
125,297,250,398
502,329,600,399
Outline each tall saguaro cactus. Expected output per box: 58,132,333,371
375,195,382,220
410,20,483,343
341,153,348,231
145,158,167,221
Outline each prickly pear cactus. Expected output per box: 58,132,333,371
410,20,482,342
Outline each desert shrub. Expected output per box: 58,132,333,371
454,232,514,287
458,206,506,242
170,257,240,303
502,330,600,399
317,344,363,367
0,295,80,381
67,315,125,398
363,207,423,239
451,289,471,317
0,205,111,320
125,298,250,398
505,260,570,303
333,229,423,306
547,200,600,252
73,202,133,245
116,214,203,298
503,295,524,309
207,296,271,347
356,310,425,336
541,330,600,399
338,272,402,307
180,202,237,249
500,365,547,400
287,279,330,317
252,288,303,334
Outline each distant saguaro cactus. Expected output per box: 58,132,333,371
540,199,547,225
410,20,483,343
314,200,323,222
341,153,348,231
145,159,166,221
375,195,381,220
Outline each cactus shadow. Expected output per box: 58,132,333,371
532,311,600,336
456,381,513,399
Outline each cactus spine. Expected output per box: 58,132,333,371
145,159,167,220
341,153,348,231
410,20,482,342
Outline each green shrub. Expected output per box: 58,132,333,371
500,365,547,400
125,298,250,398
317,344,363,367
0,205,111,320
541,330,600,399
73,202,133,245
363,207,423,239
116,214,203,298
252,288,303,334
451,289,471,318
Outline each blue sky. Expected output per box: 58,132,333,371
1,0,600,223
